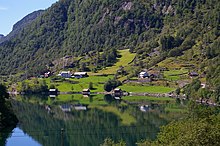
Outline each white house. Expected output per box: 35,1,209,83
139,72,148,78
59,71,72,78
74,72,88,78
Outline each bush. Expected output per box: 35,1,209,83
104,79,122,92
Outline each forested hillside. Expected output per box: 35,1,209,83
0,0,219,89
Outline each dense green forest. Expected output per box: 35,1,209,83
0,0,219,88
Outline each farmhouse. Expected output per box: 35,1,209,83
74,72,88,78
59,71,72,78
139,71,148,78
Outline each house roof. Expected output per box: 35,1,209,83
83,89,90,92
74,72,87,75
140,71,147,75
60,71,70,74
49,89,57,92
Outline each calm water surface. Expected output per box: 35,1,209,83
6,128,41,146
4,94,186,146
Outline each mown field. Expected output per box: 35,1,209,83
45,75,114,92
98,49,135,74
119,85,175,93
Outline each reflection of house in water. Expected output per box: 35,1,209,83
74,105,87,111
49,94,56,98
114,96,121,100
140,105,150,112
60,104,72,112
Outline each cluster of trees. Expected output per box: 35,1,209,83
19,79,48,94
137,103,220,146
183,78,220,103
104,78,122,92
0,84,18,131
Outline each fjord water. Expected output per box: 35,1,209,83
5,95,185,146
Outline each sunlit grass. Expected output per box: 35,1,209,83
119,85,175,93
99,49,135,74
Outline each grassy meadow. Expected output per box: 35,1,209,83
98,49,135,74
119,84,175,93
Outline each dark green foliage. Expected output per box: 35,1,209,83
89,82,93,90
183,79,201,98
0,0,163,76
0,0,219,92
104,79,122,92
137,104,220,146
160,35,183,51
0,84,8,104
19,79,48,94
0,84,18,132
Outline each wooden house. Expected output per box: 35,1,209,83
82,89,90,95
113,88,123,97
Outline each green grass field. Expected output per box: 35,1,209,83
163,69,188,81
47,75,113,92
119,85,175,93
99,49,135,74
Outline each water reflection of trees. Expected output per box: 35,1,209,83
10,98,181,146
0,127,14,146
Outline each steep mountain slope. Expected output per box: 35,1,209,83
0,0,219,89
0,10,44,44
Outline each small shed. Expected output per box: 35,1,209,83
113,88,122,96
49,89,58,95
82,89,90,95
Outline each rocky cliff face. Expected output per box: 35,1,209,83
0,10,44,44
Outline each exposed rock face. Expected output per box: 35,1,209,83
0,10,44,44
